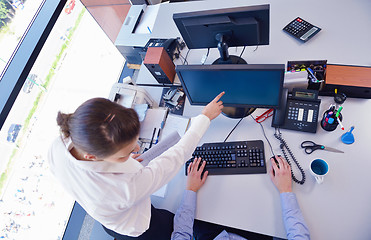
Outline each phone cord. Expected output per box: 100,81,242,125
274,128,306,185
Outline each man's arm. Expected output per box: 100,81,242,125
280,192,310,240
171,158,208,240
171,190,197,240
270,156,310,240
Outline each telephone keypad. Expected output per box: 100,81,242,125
285,100,320,133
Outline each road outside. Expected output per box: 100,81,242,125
0,1,125,239
0,0,81,174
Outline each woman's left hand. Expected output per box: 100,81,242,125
131,153,143,162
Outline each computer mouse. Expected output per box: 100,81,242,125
271,155,281,169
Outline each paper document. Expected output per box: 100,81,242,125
134,5,160,34
139,131,181,198
139,108,168,140
152,185,167,198
140,131,181,167
161,114,190,139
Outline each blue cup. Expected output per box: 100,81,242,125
309,159,329,184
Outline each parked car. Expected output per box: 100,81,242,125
22,74,37,93
7,124,22,143
65,0,75,14
12,0,24,10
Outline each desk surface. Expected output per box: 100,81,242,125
135,0,371,239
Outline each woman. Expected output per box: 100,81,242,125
48,92,224,239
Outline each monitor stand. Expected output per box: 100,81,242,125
221,107,256,119
213,33,247,65
212,34,255,118
213,55,247,64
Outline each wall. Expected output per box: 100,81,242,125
80,0,131,43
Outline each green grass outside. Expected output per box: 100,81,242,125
0,8,86,195
0,24,14,41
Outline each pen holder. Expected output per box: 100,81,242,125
320,109,343,132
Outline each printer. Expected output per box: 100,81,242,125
108,82,157,109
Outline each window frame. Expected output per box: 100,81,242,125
0,0,67,130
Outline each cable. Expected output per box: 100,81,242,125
250,114,305,185
179,53,187,64
202,48,210,65
224,117,244,142
274,128,306,185
253,45,259,52
236,46,246,64
250,115,274,156
183,49,190,65
239,46,246,58
173,41,181,61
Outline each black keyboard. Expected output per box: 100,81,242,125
185,140,267,176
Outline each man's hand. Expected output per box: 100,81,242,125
186,157,208,192
269,156,292,193
202,92,225,120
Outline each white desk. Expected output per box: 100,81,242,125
136,1,371,239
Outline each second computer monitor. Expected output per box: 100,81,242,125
173,4,270,64
176,64,285,118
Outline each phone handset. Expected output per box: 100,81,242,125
272,88,288,127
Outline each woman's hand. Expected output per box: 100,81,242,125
131,153,143,162
202,92,225,120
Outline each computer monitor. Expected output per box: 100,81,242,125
176,64,285,118
173,4,269,64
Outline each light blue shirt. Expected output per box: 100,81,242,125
171,190,310,240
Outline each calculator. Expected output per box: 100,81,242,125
283,17,321,42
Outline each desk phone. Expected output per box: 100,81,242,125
272,88,321,133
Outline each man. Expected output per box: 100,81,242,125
171,156,310,240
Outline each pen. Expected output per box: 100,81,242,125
329,105,335,112
307,67,318,82
337,116,345,130
335,106,343,118
149,128,156,149
326,111,333,119
155,129,161,144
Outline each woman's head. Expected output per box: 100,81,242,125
57,98,140,162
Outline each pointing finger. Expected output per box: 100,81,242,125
212,91,225,102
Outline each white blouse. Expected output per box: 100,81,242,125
48,114,210,236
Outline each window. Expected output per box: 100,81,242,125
0,0,125,238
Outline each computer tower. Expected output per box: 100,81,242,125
144,47,175,84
